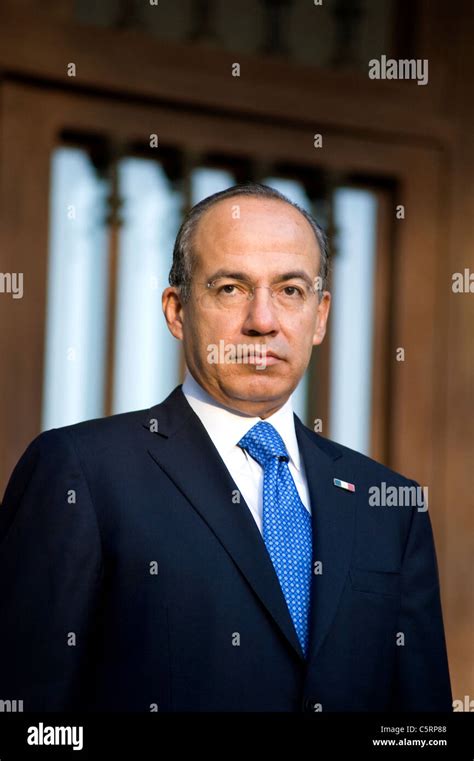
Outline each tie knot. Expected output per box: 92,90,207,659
237,421,289,467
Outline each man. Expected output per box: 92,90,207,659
0,183,451,712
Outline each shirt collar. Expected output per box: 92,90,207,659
181,369,302,471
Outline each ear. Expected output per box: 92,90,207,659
312,291,331,346
162,287,185,341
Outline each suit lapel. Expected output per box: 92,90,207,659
143,386,305,660
143,386,357,667
295,416,356,667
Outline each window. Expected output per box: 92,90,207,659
42,147,109,429
43,151,380,457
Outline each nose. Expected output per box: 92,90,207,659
241,287,280,336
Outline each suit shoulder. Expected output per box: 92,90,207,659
41,408,151,452
298,422,418,486
5,408,146,477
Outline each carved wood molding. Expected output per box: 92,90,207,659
0,6,453,146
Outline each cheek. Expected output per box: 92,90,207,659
199,312,243,342
286,317,317,353
186,310,240,360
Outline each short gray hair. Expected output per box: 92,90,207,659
168,182,329,302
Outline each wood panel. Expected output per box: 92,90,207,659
0,85,53,484
0,3,454,146
437,0,474,703
370,187,394,465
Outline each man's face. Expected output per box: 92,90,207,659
163,196,331,418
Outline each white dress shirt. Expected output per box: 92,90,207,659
181,370,311,534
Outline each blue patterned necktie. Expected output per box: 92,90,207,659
238,421,313,657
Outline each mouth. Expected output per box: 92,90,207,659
246,350,283,366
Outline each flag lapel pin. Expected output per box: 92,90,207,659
333,478,356,492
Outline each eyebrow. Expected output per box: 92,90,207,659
207,268,314,287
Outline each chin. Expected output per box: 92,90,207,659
220,368,295,404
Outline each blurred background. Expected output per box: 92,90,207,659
0,0,472,706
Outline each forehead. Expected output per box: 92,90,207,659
193,196,319,265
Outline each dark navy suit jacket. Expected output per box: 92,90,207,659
0,385,452,712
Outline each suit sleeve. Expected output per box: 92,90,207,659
0,428,103,711
391,480,452,711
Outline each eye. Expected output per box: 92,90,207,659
280,284,305,298
215,281,247,297
220,284,238,295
